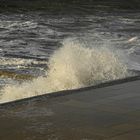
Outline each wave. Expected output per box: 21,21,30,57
0,38,129,103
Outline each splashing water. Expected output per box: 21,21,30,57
0,39,129,103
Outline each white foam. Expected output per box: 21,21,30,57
0,20,37,30
127,36,138,43
0,39,129,103
0,57,48,68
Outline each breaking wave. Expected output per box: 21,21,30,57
0,39,129,103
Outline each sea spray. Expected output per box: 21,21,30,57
0,39,129,103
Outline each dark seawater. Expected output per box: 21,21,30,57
0,1,140,100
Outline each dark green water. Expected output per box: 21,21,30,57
1,0,140,11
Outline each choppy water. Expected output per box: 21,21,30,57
0,4,140,103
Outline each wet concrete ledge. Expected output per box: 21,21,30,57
0,75,140,107
0,75,140,139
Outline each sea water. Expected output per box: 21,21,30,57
0,4,140,103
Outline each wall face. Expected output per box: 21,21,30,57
0,79,140,140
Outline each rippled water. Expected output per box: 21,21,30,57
0,4,140,103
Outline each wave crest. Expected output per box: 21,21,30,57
0,39,129,103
